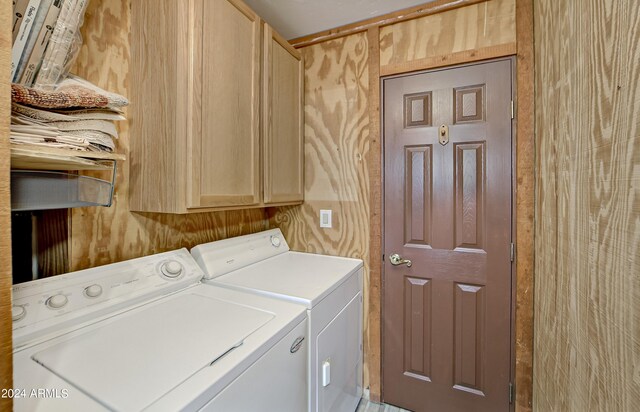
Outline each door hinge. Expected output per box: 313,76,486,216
510,243,515,262
509,382,514,404
511,100,515,119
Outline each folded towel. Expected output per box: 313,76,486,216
12,103,126,122
12,75,129,109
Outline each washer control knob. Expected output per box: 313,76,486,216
84,284,103,298
12,305,26,322
271,235,281,247
161,261,183,278
46,294,68,309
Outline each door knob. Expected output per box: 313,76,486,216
389,253,412,267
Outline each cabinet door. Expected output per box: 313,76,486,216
189,0,261,208
263,25,304,205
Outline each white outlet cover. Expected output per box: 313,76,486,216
320,210,332,228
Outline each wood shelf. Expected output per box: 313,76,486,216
10,144,126,171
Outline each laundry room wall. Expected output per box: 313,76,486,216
534,0,640,410
0,0,13,408
68,0,269,271
267,30,373,389
270,0,535,408
20,0,535,409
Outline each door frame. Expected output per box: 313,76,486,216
379,56,517,411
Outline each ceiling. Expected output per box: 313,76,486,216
243,0,434,40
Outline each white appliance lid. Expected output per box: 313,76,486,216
32,293,274,412
191,229,289,280
211,251,363,308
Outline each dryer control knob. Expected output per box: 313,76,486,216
270,236,281,247
46,294,68,309
12,305,26,322
84,284,103,298
161,261,183,278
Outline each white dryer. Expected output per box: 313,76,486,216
191,229,364,412
11,249,308,412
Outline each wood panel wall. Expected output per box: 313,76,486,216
0,2,537,411
70,0,268,271
267,31,372,382
0,0,13,408
514,0,534,410
284,0,532,407
379,0,516,75
534,0,640,410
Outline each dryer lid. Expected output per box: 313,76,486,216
211,251,363,308
32,293,274,411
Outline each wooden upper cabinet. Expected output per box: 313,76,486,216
263,25,304,205
190,0,261,209
130,0,303,213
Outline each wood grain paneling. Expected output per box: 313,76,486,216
70,0,268,270
276,0,531,404
0,0,13,407
379,0,516,76
267,31,371,385
534,0,640,411
366,26,383,402
66,4,532,408
514,0,534,410
38,210,69,277
289,0,487,48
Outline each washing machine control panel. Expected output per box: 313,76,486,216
11,249,205,344
160,260,183,279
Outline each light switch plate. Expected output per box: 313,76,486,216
320,210,332,228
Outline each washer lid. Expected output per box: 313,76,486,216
32,293,274,412
211,252,363,308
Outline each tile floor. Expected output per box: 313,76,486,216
356,390,411,412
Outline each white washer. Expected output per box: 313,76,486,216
11,248,308,412
191,229,364,412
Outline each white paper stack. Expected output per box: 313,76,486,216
11,0,68,85
34,0,89,88
11,103,125,152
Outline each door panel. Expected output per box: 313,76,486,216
453,283,485,396
404,145,433,247
454,142,485,250
383,59,513,412
403,277,432,381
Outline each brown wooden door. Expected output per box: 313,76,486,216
383,59,513,412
